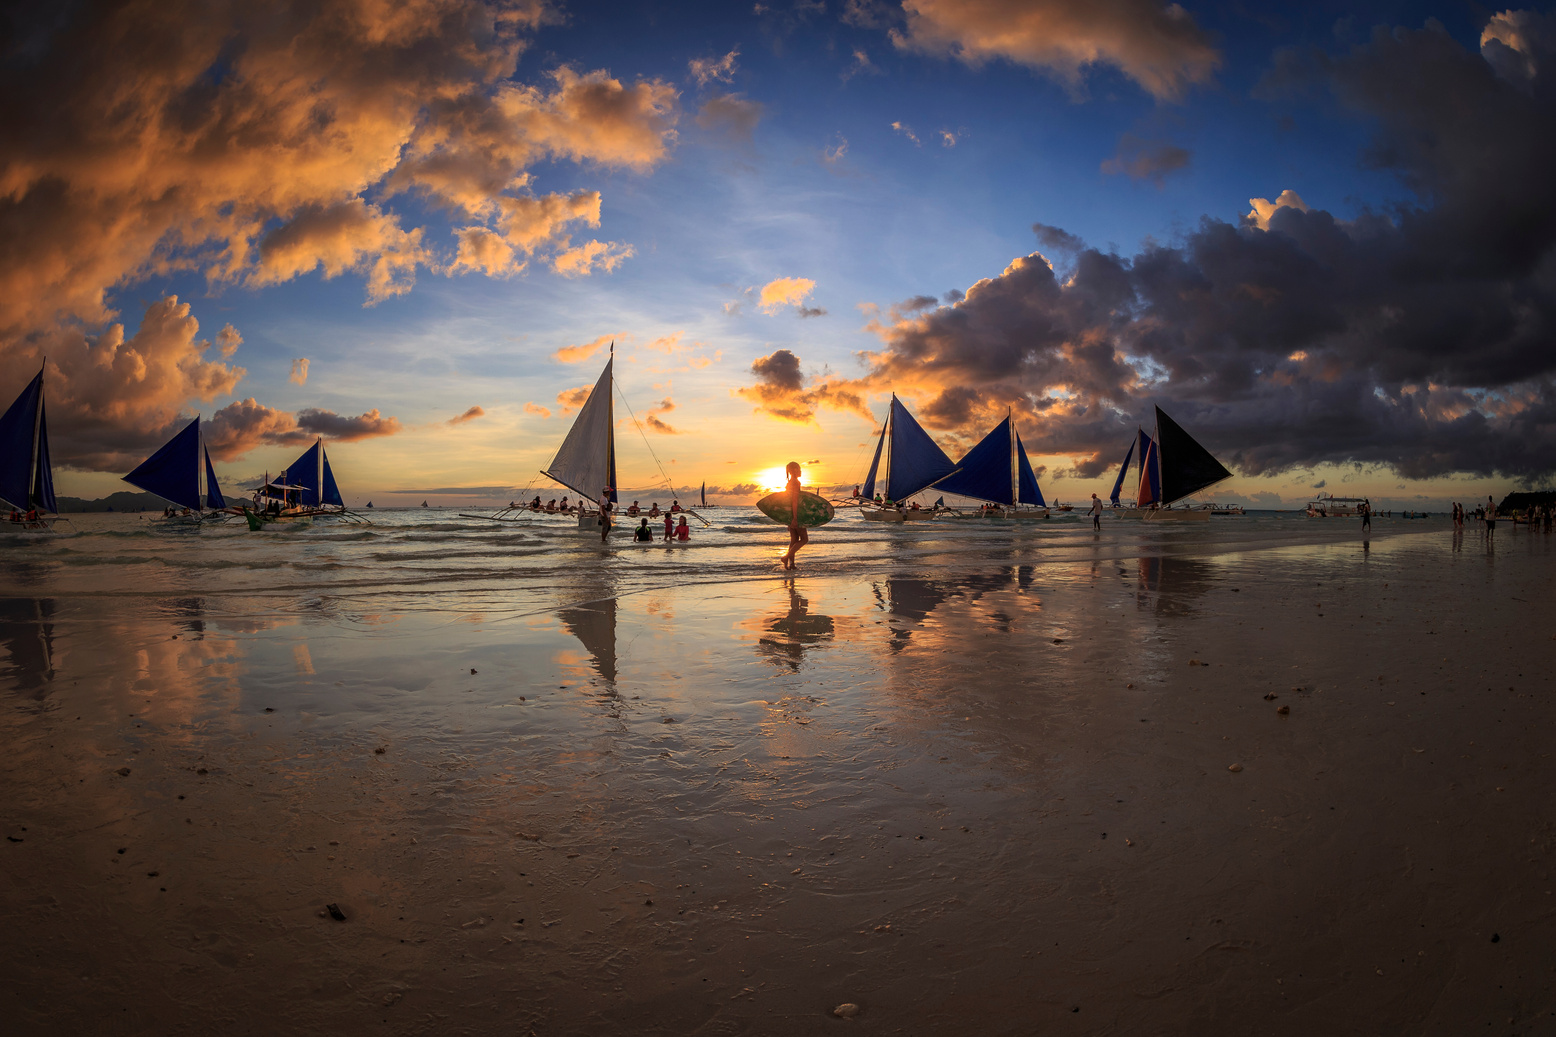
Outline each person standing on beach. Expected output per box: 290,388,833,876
1362,499,1371,533
1089,493,1102,530
781,461,808,569
598,487,613,544
1486,495,1496,533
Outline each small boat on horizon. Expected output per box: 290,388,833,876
0,366,60,531
1306,493,1367,517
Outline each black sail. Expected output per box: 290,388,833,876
1155,406,1231,505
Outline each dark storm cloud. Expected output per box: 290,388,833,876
743,16,1556,481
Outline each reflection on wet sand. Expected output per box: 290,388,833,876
558,595,618,685
0,598,55,699
751,580,834,671
1135,554,1217,615
876,568,1027,650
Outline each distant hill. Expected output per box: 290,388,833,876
1497,491,1556,514
55,491,169,513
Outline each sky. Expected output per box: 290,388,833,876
4,0,1556,509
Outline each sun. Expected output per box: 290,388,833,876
754,466,790,493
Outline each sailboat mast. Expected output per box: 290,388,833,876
606,343,615,505
1009,408,1017,508
881,395,894,500
195,417,206,508
28,365,43,508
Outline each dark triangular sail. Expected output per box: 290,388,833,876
1155,406,1231,505
124,417,203,510
1108,437,1136,505
203,448,226,510
938,416,1016,505
321,455,343,507
0,369,57,513
285,439,324,506
861,422,885,498
884,396,957,501
1015,430,1045,507
543,358,616,504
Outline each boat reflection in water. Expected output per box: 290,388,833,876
876,568,1030,652
1135,555,1218,616
558,595,618,687
0,598,56,700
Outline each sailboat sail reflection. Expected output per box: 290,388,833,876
0,598,56,699
558,598,617,684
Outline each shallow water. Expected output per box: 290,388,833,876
4,509,1552,1035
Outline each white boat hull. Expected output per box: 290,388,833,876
860,507,906,522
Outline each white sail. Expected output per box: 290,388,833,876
542,358,615,501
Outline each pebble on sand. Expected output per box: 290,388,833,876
1228,763,1244,773
116,767,131,776
1277,705,1291,716
831,1003,861,1019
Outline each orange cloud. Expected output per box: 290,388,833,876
557,384,592,413
289,358,310,386
553,333,621,364
645,397,679,434
553,238,634,276
524,401,552,417
734,349,872,425
758,277,818,313
203,399,402,460
893,0,1220,101
689,49,740,85
448,405,485,425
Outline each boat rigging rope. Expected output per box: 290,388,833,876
614,382,711,526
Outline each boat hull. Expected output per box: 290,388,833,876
860,507,906,522
1142,508,1212,522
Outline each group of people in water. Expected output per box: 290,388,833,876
1453,496,1556,532
510,495,684,517
7,508,42,523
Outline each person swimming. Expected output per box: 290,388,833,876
634,518,653,542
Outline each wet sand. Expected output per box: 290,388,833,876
3,525,1555,1034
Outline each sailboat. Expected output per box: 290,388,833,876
699,481,716,509
0,367,59,531
123,415,229,523
936,411,1048,518
246,437,356,525
1122,406,1232,521
858,395,960,521
1108,431,1146,508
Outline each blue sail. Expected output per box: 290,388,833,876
885,396,957,502
1015,430,1045,507
124,417,203,510
321,454,343,506
937,416,1016,505
283,438,344,507
861,422,885,498
1136,431,1161,507
203,447,226,509
1108,437,1136,505
0,369,56,513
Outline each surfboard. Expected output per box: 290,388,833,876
757,490,835,527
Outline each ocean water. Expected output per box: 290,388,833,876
1,505,1440,616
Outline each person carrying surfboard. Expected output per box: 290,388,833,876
781,461,808,569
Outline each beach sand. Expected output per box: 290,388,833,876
2,524,1554,1034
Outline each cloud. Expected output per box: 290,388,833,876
6,296,246,470
553,333,620,364
890,0,1220,101
206,398,309,460
216,325,242,358
822,134,849,165
695,94,764,141
644,398,679,433
0,1,680,468
940,129,958,147
448,405,485,425
892,121,922,146
289,358,310,386
1101,133,1190,186
689,48,739,85
295,408,401,442
1244,189,1309,231
758,277,819,314
735,349,872,425
557,384,593,413
643,332,686,353
524,402,552,417
553,238,634,276
804,15,1556,481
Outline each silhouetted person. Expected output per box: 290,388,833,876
782,461,809,569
